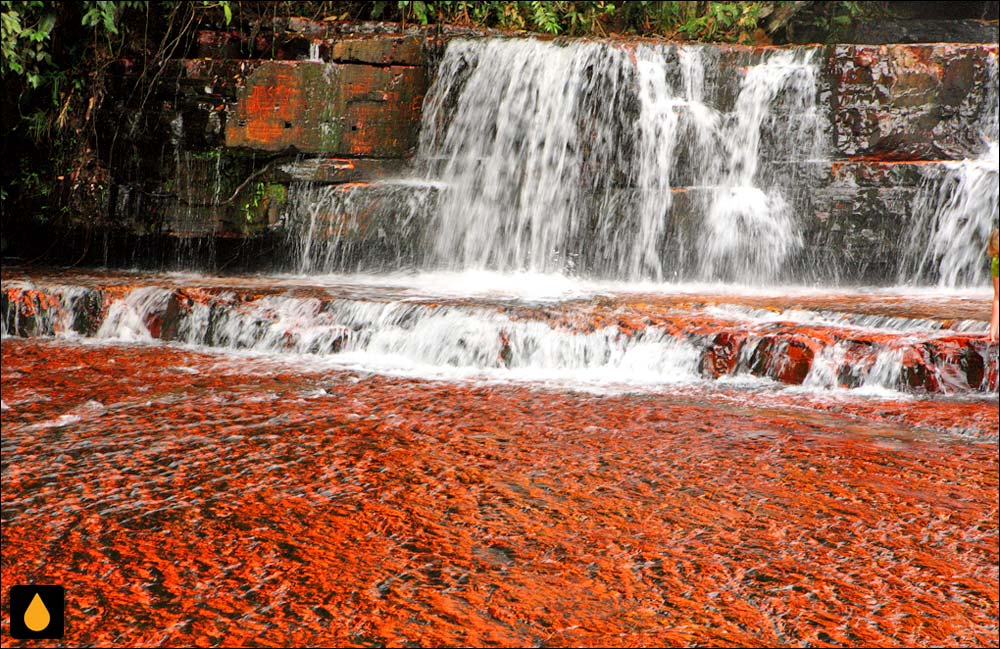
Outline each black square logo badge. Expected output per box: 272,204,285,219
9,585,65,640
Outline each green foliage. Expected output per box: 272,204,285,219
81,1,120,33
2,1,135,95
2,1,57,88
669,2,764,42
370,1,869,42
244,181,269,223
529,1,561,34
241,182,287,232
3,1,230,90
1,0,235,231
805,0,866,41
389,1,617,36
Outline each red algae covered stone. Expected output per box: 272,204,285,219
1,338,997,647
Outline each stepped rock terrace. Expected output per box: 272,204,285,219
2,269,997,394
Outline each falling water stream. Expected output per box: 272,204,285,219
294,40,830,282
905,141,1000,287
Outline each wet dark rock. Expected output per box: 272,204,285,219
828,44,997,160
844,19,999,45
270,157,407,184
959,344,986,389
498,331,513,368
700,332,746,379
781,340,818,385
71,290,105,337
982,345,1000,392
748,336,816,385
144,291,184,341
901,346,940,392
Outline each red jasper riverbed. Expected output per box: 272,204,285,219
1,335,997,647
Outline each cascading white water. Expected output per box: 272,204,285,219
290,180,439,273
10,280,990,394
420,39,630,276
0,282,92,337
699,49,823,281
617,45,680,280
291,39,827,282
416,39,826,282
96,287,174,341
903,51,998,287
308,41,323,62
76,287,706,384
905,141,999,287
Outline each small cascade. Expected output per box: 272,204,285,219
169,146,224,269
290,180,439,273
0,283,95,338
699,49,823,281
614,45,681,280
904,141,1000,287
903,51,998,287
3,280,995,395
96,287,175,341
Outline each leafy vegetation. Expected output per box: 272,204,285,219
1,1,234,245
373,1,877,42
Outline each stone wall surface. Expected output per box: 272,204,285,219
828,43,998,160
225,61,426,155
104,32,429,239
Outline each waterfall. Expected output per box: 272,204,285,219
905,142,1000,287
419,39,632,276
698,49,823,281
290,180,439,273
417,39,826,282
284,37,998,289
291,38,827,282
903,52,999,288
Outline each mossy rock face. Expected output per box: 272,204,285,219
232,182,289,234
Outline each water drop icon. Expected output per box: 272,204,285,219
24,592,51,632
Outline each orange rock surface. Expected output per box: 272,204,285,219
2,338,997,647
